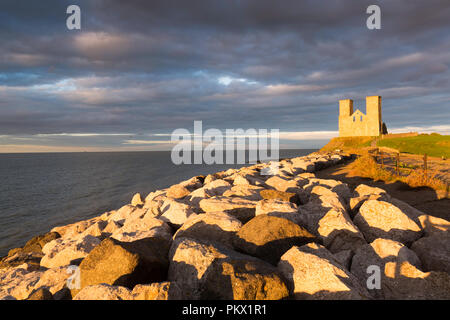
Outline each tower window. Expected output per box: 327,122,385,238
360,116,363,122
353,116,355,122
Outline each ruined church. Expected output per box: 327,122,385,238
339,96,387,137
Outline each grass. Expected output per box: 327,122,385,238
377,133,450,158
349,152,448,191
320,136,376,153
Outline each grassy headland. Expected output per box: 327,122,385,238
320,133,449,192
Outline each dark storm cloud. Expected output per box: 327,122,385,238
0,0,449,149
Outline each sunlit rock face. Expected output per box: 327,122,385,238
278,243,371,300
353,200,422,245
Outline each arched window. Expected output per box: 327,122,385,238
353,116,355,122
360,116,363,122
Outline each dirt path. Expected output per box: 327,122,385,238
315,158,450,221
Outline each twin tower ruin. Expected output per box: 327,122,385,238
339,96,388,137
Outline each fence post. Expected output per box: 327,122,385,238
423,153,428,181
396,153,399,176
380,150,384,169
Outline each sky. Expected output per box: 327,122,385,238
0,0,449,152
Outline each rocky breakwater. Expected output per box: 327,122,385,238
1,152,449,300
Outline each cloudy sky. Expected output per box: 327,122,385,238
0,0,449,152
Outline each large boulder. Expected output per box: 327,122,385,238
278,243,371,300
168,237,288,300
381,261,450,299
233,215,316,265
74,237,169,296
264,176,299,193
223,185,264,201
304,179,352,201
255,199,297,216
418,214,450,237
73,284,133,300
259,189,299,205
411,234,450,274
132,282,183,300
166,184,191,199
202,179,232,196
0,266,42,300
160,199,196,227
32,266,72,300
350,238,422,299
199,197,257,223
111,215,172,243
173,212,242,248
0,232,59,270
40,235,101,268
315,209,367,253
353,200,422,245
26,288,54,300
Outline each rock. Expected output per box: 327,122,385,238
349,194,390,216
112,215,172,243
174,212,242,248
315,209,366,253
255,199,297,216
264,176,299,193
333,250,353,270
350,238,423,299
51,217,100,239
74,237,169,296
0,266,42,300
178,176,204,191
305,179,352,201
233,215,316,265
290,158,315,173
160,199,196,227
144,189,167,203
353,184,389,198
353,200,422,245
199,255,289,300
73,284,133,300
223,185,264,201
21,232,61,253
0,251,43,271
40,235,101,268
203,174,216,185
278,243,371,300
131,193,144,207
418,214,450,237
233,175,250,185
259,189,299,205
203,179,232,196
132,282,183,300
186,187,210,206
381,261,450,299
168,237,228,299
143,198,165,217
80,220,108,238
166,184,191,199
26,288,54,300
411,234,450,274
108,205,144,224
168,237,288,300
32,266,72,299
199,197,257,223
100,220,122,236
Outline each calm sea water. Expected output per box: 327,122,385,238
0,149,315,256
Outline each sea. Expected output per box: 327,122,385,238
0,149,315,256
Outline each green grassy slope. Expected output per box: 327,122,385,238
377,134,450,158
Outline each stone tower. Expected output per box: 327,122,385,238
338,96,385,137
